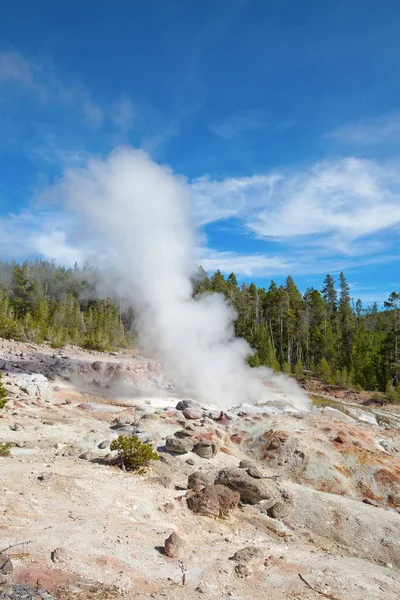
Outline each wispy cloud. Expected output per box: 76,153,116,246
196,248,295,276
0,51,105,125
327,112,400,146
210,110,269,139
193,157,400,258
209,109,295,140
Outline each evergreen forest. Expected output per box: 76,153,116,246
0,259,399,397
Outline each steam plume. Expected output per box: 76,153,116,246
52,147,309,410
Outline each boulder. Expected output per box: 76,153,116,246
165,436,195,454
164,532,184,558
176,399,201,411
194,440,218,459
187,484,240,517
183,408,203,420
215,468,276,504
267,500,291,519
188,471,215,490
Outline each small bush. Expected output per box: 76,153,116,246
110,435,160,472
0,442,12,456
0,372,8,410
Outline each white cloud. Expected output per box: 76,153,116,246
327,112,400,146
197,248,295,276
191,172,282,225
0,210,81,265
192,157,400,256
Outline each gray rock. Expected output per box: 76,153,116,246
98,440,109,449
50,547,68,563
165,436,195,454
174,429,195,439
176,399,200,411
246,465,265,479
215,468,277,504
188,471,215,490
183,408,203,420
194,440,218,459
267,500,291,519
186,458,195,466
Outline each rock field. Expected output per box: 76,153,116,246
0,338,400,599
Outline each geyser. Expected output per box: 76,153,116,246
52,147,309,410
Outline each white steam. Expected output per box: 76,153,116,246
52,147,309,410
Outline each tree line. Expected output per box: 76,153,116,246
0,259,399,396
193,267,399,396
0,259,132,352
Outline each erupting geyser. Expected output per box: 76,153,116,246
52,147,309,410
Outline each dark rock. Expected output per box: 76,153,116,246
37,473,53,483
98,440,110,449
186,458,195,466
164,532,184,558
91,361,103,371
187,484,240,517
176,399,200,411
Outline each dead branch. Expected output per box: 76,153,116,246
298,573,343,600
0,540,32,554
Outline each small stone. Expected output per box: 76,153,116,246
51,547,68,563
162,502,175,514
164,532,184,558
186,458,195,466
37,473,53,483
0,553,13,574
98,440,109,449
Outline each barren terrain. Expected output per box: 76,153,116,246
0,339,399,599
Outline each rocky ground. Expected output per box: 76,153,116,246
0,338,399,599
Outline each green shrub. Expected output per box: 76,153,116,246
0,442,12,456
110,435,160,472
0,373,8,410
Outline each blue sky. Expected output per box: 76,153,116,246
1,0,400,304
